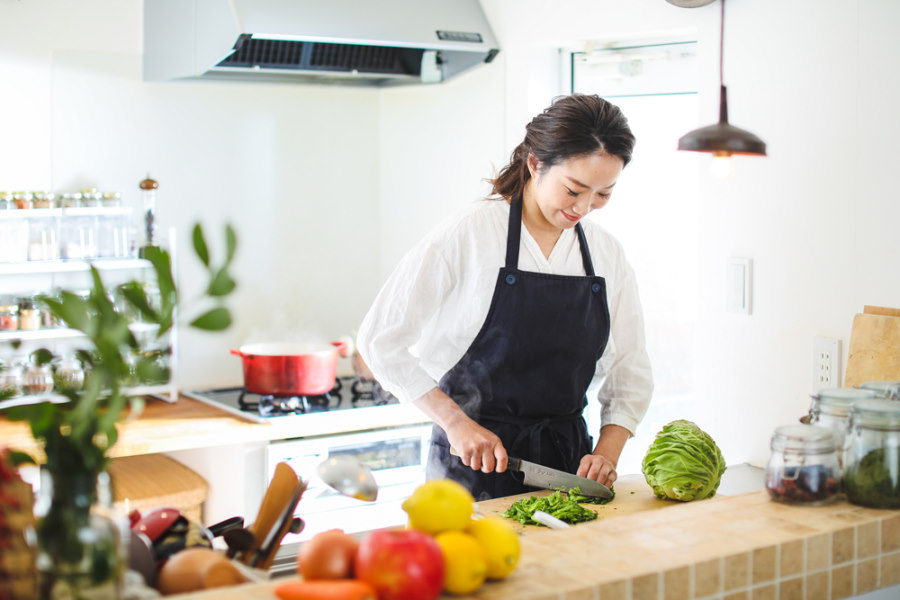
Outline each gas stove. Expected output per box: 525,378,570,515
184,376,398,424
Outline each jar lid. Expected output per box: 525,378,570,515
139,175,159,190
771,424,837,453
12,191,33,199
860,380,900,399
33,191,55,199
851,399,900,428
812,387,878,415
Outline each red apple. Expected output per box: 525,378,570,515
354,529,444,600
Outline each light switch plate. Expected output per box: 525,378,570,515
726,258,752,315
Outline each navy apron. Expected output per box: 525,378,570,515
427,197,611,500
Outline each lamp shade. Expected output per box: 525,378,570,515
678,84,767,156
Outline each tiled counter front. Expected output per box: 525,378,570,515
504,490,900,600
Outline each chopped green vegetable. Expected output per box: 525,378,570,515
642,420,726,502
502,487,613,526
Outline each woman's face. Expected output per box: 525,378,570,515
526,150,624,230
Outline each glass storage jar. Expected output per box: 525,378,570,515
97,212,131,258
100,191,121,207
54,356,85,392
12,191,33,209
809,387,878,465
32,191,57,209
0,191,13,210
0,219,28,263
22,361,54,396
766,424,841,505
17,297,42,331
28,214,60,261
0,301,19,331
859,380,900,401
843,399,900,508
79,188,102,207
0,363,23,396
59,192,81,208
60,215,98,259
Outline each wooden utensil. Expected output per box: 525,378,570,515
240,462,300,566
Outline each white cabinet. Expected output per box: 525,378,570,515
0,209,177,403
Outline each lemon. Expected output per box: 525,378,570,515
435,530,488,595
466,516,521,579
401,479,474,534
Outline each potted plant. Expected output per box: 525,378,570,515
0,224,237,599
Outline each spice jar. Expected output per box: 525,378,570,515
809,387,878,465
32,191,57,209
80,188,102,207
859,381,900,401
12,191,33,209
0,192,15,210
0,301,19,331
766,424,841,505
17,297,42,331
101,191,122,207
843,399,900,508
59,192,82,208
22,361,54,396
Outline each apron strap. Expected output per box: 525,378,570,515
506,194,596,277
505,196,523,270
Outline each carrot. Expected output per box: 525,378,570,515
273,579,378,600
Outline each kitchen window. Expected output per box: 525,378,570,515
569,41,702,475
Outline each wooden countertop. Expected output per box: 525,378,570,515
0,393,430,461
166,481,900,600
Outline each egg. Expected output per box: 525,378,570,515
297,529,360,580
156,548,247,595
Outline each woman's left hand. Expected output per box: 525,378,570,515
576,454,617,488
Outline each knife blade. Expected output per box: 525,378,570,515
449,447,613,500
507,455,613,499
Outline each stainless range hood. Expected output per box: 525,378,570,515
143,0,499,86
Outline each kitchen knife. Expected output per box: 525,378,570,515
449,447,613,500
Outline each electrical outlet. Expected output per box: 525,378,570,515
812,337,841,392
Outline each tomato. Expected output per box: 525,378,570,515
354,529,445,600
297,529,359,580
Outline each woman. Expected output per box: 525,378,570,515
357,94,653,500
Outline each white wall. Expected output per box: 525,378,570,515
378,0,900,468
4,0,899,470
1,0,383,388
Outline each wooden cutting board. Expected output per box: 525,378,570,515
844,305,900,387
474,474,673,533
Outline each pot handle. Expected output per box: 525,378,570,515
230,349,245,358
332,336,353,358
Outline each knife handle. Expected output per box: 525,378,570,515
449,447,520,471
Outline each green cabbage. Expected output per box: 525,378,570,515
641,420,726,502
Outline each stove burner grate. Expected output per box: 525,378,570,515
350,378,396,406
238,380,343,416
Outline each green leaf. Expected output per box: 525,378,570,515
224,224,238,265
192,224,210,267
206,269,237,297
41,292,92,334
31,348,55,366
5,450,36,467
189,307,232,331
118,282,160,323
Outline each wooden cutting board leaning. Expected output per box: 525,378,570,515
844,305,900,387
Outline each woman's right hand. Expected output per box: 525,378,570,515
445,419,508,474
413,387,508,474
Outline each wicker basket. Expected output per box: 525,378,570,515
108,454,207,522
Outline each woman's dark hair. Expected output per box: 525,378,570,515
491,94,635,201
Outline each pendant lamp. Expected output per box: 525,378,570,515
677,0,766,160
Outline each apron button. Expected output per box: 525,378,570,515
591,282,601,293
505,274,517,285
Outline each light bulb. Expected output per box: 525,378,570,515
710,153,733,179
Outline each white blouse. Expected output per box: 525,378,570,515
357,199,653,435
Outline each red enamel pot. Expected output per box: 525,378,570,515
230,341,348,396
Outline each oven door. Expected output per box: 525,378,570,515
265,423,432,544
